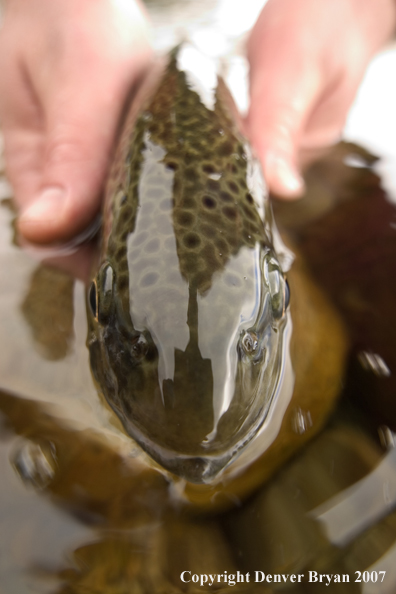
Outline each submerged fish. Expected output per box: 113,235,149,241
87,45,346,494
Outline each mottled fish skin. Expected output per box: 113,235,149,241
87,45,289,484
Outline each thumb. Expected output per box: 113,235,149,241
18,86,122,244
18,60,148,245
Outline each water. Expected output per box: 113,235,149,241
1,2,396,592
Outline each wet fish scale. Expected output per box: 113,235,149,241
106,57,264,299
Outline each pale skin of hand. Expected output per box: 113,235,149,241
0,0,152,245
1,0,396,246
246,0,396,198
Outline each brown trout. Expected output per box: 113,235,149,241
87,44,346,496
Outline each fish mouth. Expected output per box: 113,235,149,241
123,422,238,483
144,446,236,484
121,406,271,484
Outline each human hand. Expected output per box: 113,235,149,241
246,0,396,198
0,0,152,245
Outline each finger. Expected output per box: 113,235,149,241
246,6,323,198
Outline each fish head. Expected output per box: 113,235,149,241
87,240,290,484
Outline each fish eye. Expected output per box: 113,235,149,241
131,334,149,362
88,281,98,319
264,254,287,320
241,330,258,355
97,263,115,323
285,279,290,309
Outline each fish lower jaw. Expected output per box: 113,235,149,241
146,449,236,485
150,449,237,485
123,420,239,484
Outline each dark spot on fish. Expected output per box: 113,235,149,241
158,130,172,143
223,206,238,221
218,141,234,157
149,123,159,135
141,272,159,287
145,345,157,363
132,160,141,174
173,178,181,194
202,164,215,175
246,192,254,204
115,246,125,260
220,191,233,203
202,196,217,209
227,181,239,194
175,210,195,227
166,161,178,171
117,274,129,292
118,257,128,272
183,232,201,249
122,204,133,218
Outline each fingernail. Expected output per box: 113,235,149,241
19,187,67,224
265,153,304,197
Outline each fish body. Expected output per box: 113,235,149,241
87,45,346,495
